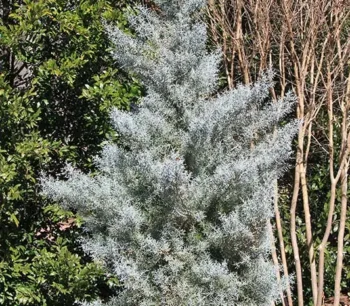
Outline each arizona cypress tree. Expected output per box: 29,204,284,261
41,0,297,305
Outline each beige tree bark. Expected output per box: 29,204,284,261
333,151,349,306
274,183,293,306
315,4,350,304
333,78,350,305
269,219,287,306
332,8,350,305
315,74,349,306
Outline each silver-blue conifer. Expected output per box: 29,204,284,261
41,1,297,305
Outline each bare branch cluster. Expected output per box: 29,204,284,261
207,1,350,305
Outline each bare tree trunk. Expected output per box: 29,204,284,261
290,158,304,306
269,220,287,306
333,166,348,306
300,156,318,303
316,62,349,306
274,183,293,306
333,78,350,306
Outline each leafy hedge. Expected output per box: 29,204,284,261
0,0,139,304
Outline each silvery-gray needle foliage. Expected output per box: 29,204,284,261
41,1,297,305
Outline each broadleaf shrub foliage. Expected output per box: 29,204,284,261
0,0,139,304
42,0,297,305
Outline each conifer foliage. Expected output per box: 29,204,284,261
42,0,297,305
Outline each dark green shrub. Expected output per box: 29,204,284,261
0,0,140,304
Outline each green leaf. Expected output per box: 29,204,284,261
10,213,19,227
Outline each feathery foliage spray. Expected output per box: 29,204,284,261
42,0,297,304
